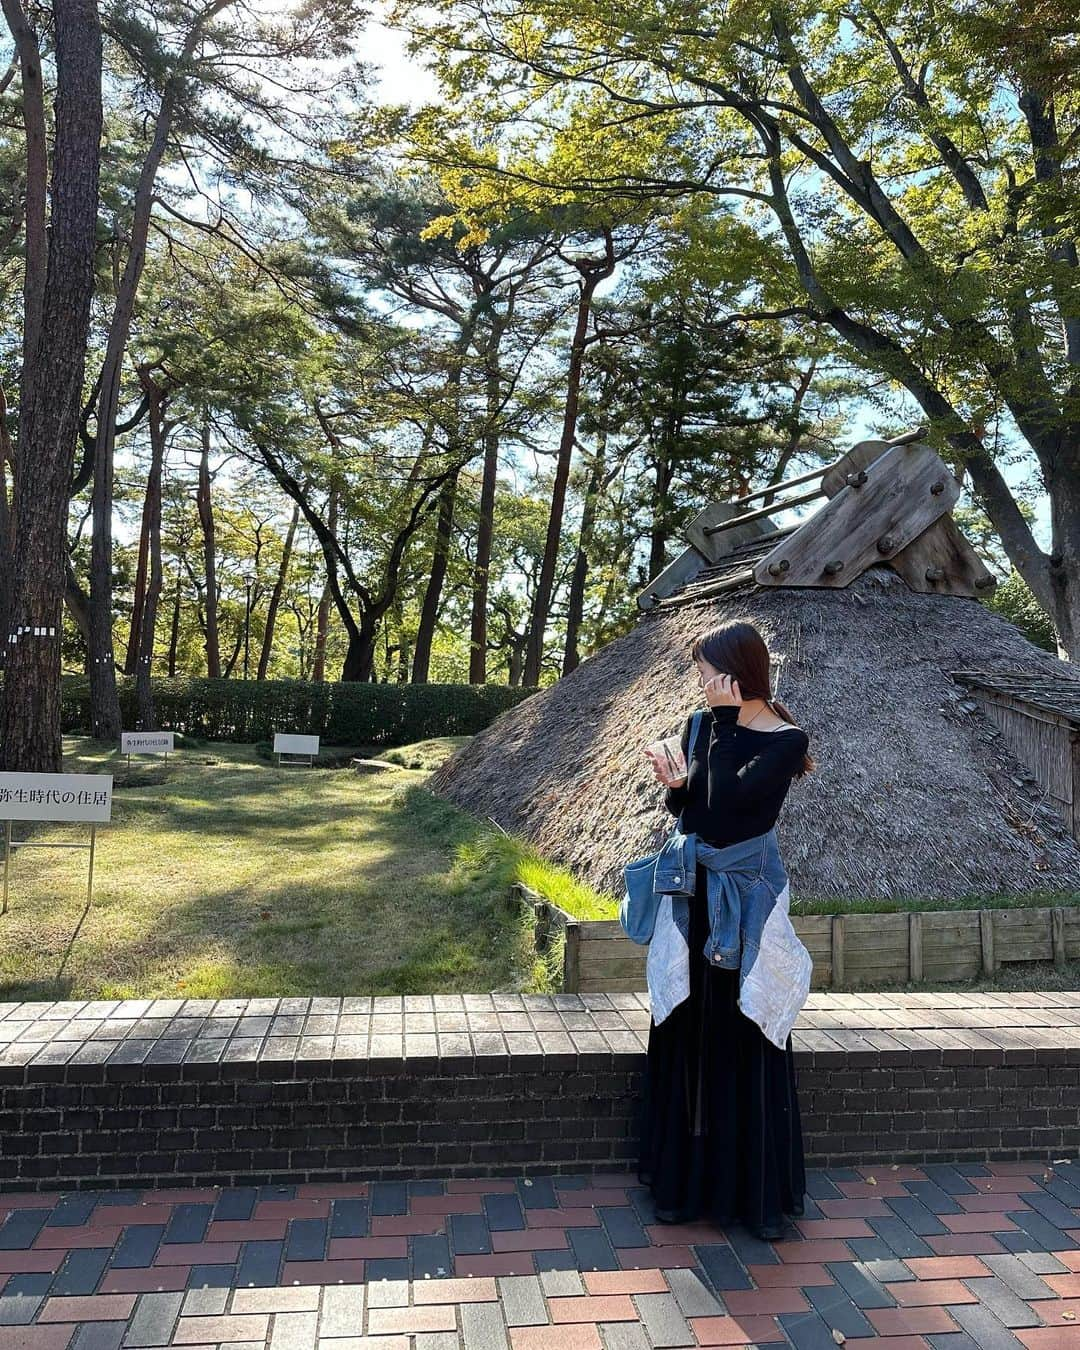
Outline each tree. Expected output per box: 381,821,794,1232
258,501,300,680
0,0,103,772
83,0,366,736
317,178,562,682
523,226,617,684
132,366,169,728
392,0,1080,657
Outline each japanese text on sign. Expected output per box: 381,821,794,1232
0,773,113,822
121,731,174,754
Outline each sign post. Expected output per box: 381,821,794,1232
273,733,320,768
0,773,113,916
120,731,174,772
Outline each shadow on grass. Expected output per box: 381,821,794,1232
0,781,537,1003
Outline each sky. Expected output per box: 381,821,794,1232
362,6,442,107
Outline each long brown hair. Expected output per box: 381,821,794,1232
689,621,816,779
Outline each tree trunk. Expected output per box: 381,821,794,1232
0,0,41,677
1047,451,1080,660
413,338,471,684
648,431,676,581
469,343,502,684
524,231,615,686
312,586,331,682
649,327,686,580
124,449,155,675
167,571,181,676
341,626,377,682
1,0,47,402
87,5,232,739
197,417,221,678
222,625,244,679
563,432,607,675
64,562,90,653
311,485,337,683
257,501,299,680
134,379,166,729
0,0,102,771
0,384,13,670
412,469,458,683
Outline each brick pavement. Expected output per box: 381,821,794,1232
5,1162,1080,1348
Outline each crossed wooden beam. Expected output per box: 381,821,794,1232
639,428,997,610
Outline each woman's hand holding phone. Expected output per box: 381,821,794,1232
702,672,743,708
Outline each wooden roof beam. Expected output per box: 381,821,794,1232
753,438,960,589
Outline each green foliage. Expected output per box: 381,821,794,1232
58,676,536,746
983,571,1060,653
385,0,1074,658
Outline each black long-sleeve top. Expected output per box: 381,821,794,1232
664,703,810,847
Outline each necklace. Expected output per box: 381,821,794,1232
739,701,770,730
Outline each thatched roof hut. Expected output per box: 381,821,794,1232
430,433,1080,904
430,568,1079,903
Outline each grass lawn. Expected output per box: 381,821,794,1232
5,734,1076,1002
0,737,556,1003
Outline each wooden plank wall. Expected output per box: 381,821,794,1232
513,887,1080,994
972,689,1075,834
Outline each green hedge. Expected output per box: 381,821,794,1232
59,676,536,746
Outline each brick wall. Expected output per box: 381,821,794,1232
2,991,1078,1190
0,1060,644,1189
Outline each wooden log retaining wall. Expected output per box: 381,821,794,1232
512,884,1080,993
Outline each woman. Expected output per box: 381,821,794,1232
638,620,815,1241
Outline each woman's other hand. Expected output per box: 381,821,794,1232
703,671,743,708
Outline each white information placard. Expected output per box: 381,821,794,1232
0,773,113,823
274,733,320,756
121,731,174,755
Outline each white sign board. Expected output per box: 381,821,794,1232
0,773,113,823
274,733,320,756
121,731,174,755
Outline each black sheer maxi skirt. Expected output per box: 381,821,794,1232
637,861,806,1229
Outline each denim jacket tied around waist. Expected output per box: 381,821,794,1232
646,825,812,1051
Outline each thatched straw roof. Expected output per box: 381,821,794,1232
430,566,1080,904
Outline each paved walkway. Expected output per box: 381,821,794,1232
4,1163,1080,1349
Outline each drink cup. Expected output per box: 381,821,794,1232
645,735,687,787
